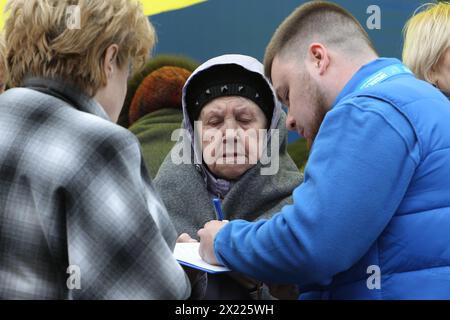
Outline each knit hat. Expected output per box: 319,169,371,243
118,54,199,128
185,64,275,126
129,66,192,125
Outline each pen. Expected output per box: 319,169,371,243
213,198,225,221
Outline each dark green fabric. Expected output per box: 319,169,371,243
128,108,183,178
287,138,309,171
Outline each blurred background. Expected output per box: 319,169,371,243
151,0,428,61
1,0,433,171
148,0,433,144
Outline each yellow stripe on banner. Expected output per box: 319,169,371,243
0,0,7,31
141,0,207,16
0,0,207,30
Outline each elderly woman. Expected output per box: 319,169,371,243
403,1,450,99
155,55,303,299
0,0,193,299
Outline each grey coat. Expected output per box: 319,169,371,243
0,78,191,300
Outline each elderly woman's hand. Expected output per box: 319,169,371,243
177,233,198,243
197,220,229,266
176,233,208,300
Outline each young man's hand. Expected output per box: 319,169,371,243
197,220,229,266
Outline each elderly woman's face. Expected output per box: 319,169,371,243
198,96,268,180
433,47,450,93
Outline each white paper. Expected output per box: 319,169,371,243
174,243,231,274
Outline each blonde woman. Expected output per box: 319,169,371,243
403,1,450,99
0,34,7,93
0,0,193,299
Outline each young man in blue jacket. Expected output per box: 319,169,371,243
198,1,450,299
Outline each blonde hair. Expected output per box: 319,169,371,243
0,33,7,89
264,1,376,79
4,0,156,95
403,2,450,83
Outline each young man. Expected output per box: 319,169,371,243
198,1,450,299
0,0,192,299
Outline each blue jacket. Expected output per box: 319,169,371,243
214,58,450,299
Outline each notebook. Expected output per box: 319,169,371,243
174,243,231,274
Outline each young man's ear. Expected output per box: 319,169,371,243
308,43,330,76
103,44,119,79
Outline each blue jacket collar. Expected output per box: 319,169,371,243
441,90,450,100
332,58,404,108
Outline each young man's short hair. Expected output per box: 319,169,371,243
264,0,376,79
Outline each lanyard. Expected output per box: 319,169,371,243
357,64,413,91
